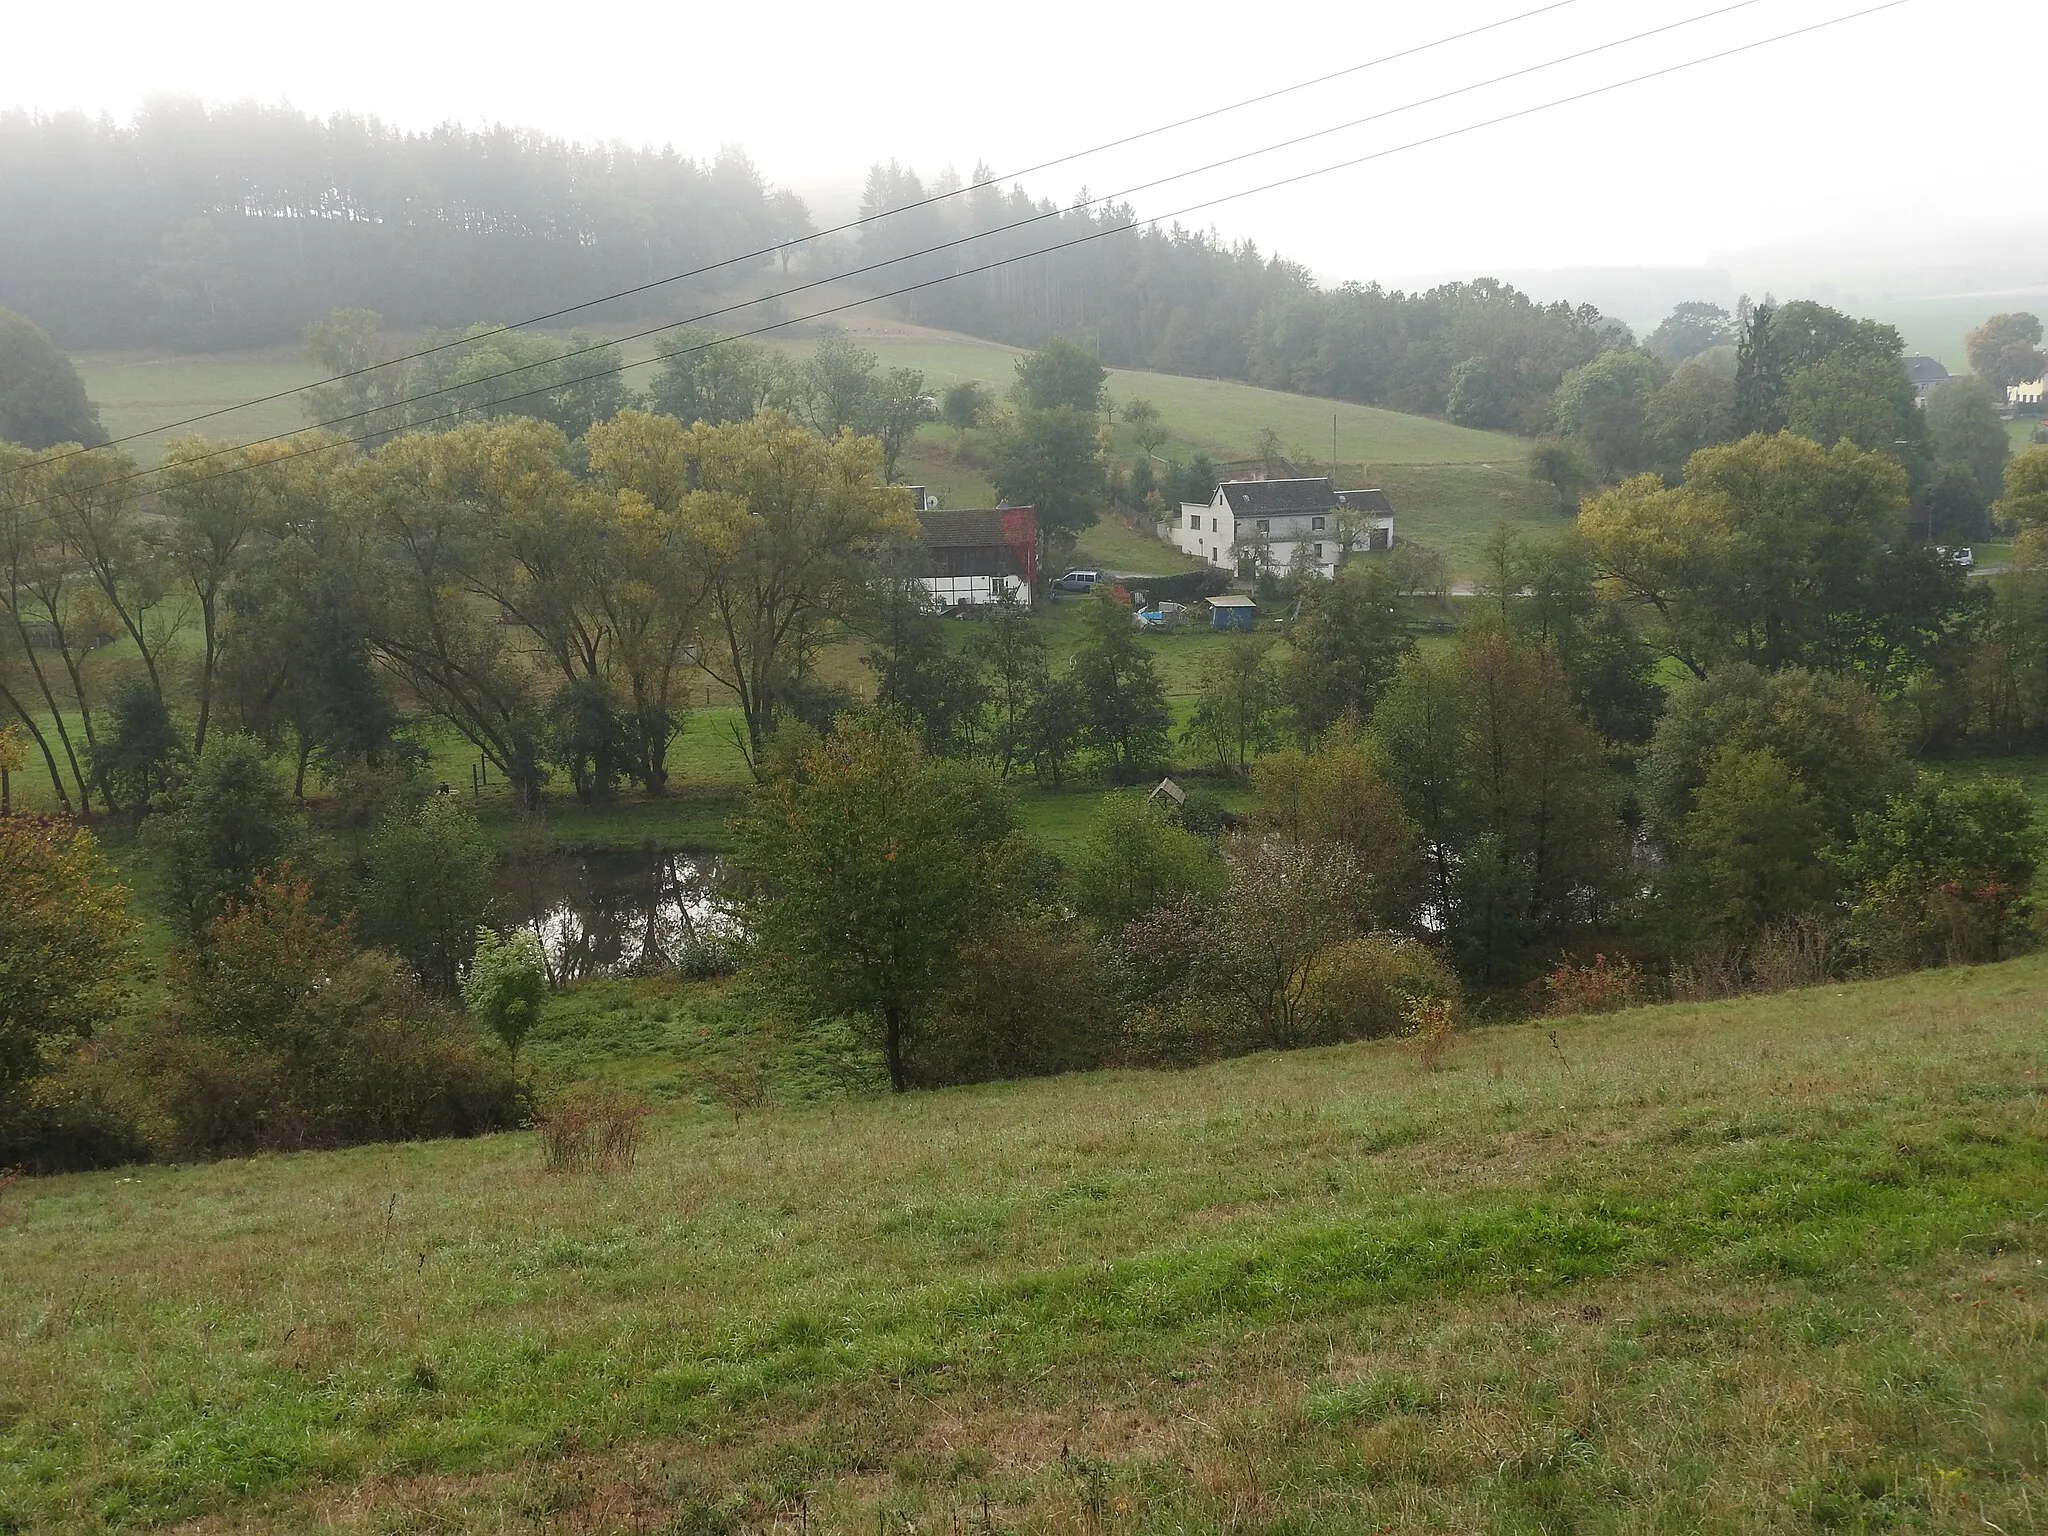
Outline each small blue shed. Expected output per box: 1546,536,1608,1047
1205,594,1258,631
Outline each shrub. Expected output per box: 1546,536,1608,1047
917,922,1120,1085
1543,953,1650,1017
143,734,303,941
1749,914,1844,992
1404,996,1457,1073
1115,880,1456,1065
1066,794,1223,935
144,876,518,1158
536,1083,652,1173
1834,773,2040,972
674,926,749,981
358,800,498,993
0,815,132,1102
462,927,549,1071
1301,934,1460,1044
0,1065,151,1175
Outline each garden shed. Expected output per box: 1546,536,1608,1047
1203,594,1259,631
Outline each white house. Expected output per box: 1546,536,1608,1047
1161,478,1394,579
2010,378,2046,408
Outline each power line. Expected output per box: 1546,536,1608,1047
40,0,1596,464
55,0,1781,486
19,0,1911,509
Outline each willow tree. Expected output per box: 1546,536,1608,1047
670,411,915,770
352,427,552,807
583,411,713,794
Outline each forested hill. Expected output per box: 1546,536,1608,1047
3,104,1625,438
855,159,1618,434
0,101,809,350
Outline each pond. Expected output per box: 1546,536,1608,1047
498,847,741,983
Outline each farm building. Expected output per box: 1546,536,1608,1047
1161,478,1394,580
915,506,1038,610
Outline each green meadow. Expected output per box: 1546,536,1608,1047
3,952,2043,1532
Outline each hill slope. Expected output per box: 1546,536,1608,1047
70,320,1557,576
789,319,1556,575
3,958,2043,1532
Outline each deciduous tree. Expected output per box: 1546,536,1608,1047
462,927,548,1074
144,733,304,942
1067,793,1222,934
734,718,1032,1091
1580,433,1941,680
1965,312,2045,394
0,815,130,1102
647,327,792,426
357,800,499,994
1645,301,1734,365
1672,744,1832,939
1925,376,2011,539
672,412,914,768
1280,560,1411,737
1070,588,1170,782
1553,349,1666,478
1183,636,1284,776
0,308,104,449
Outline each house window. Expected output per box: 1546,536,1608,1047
1312,515,1325,531
1256,518,1270,534
1312,542,1324,559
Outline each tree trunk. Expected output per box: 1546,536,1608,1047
882,1002,908,1093
1,688,73,814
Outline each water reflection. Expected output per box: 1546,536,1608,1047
500,847,739,982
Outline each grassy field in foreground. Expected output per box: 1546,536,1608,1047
3,957,2045,1533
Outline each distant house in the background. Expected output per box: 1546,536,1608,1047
1161,477,1394,581
2009,378,2046,408
1904,355,1950,406
915,506,1038,610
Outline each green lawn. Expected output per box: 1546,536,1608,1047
4,954,2044,1532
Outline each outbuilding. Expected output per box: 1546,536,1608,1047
1203,594,1259,631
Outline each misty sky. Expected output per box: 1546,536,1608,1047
4,0,2039,293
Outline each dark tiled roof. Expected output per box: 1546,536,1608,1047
1219,478,1338,516
918,509,1009,548
1336,487,1394,514
1904,355,1951,386
1214,456,1306,480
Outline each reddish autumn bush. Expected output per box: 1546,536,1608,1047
1543,953,1650,1018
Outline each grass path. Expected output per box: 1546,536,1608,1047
3,957,2044,1531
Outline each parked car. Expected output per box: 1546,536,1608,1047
1052,569,1106,594
1935,546,1976,569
